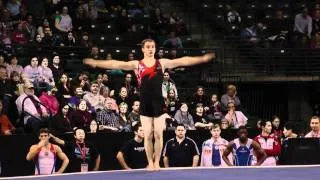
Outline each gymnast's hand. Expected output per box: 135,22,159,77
202,53,216,63
83,58,96,68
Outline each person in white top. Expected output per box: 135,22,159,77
305,116,320,138
224,102,247,129
26,128,69,175
201,124,232,167
38,57,55,87
55,6,73,33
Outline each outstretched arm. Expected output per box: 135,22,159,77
160,53,215,69
83,58,138,71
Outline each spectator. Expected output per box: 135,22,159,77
83,0,98,20
69,99,93,131
89,46,101,59
268,10,290,48
151,7,168,36
0,99,16,135
194,103,212,130
165,89,179,116
68,86,94,113
33,34,43,46
119,102,131,132
22,57,41,83
254,120,281,166
52,104,73,133
11,23,28,45
282,122,298,142
190,86,209,110
293,7,312,47
56,73,72,106
0,65,15,113
240,21,261,45
220,118,230,130
63,31,76,46
225,4,241,25
128,100,140,124
38,57,55,87
83,81,105,111
162,31,183,48
163,124,200,167
115,87,129,105
21,14,36,42
312,9,320,35
206,94,222,122
174,103,194,130
117,9,130,34
222,126,267,166
42,27,61,46
6,0,21,19
15,82,48,133
79,32,92,47
49,55,64,83
201,124,231,167
55,6,73,34
311,32,320,48
221,84,241,113
89,120,98,133
6,56,23,77
272,115,282,139
50,128,101,172
120,73,136,97
305,116,320,138
0,56,7,67
224,102,248,129
162,71,178,99
96,98,120,132
116,122,148,169
37,18,51,38
39,87,59,116
73,5,90,35
0,9,14,45
99,85,110,98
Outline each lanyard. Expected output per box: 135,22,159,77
76,143,86,161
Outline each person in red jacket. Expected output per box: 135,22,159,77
254,120,281,166
11,23,28,45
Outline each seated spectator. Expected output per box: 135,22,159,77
33,34,43,46
116,122,148,169
128,100,140,124
240,21,261,45
163,31,183,48
293,7,312,47
115,87,129,105
271,115,282,139
0,9,14,45
162,71,178,99
22,57,41,83
38,57,55,87
69,99,93,131
63,31,76,46
225,4,241,26
151,7,168,36
89,120,99,134
190,86,209,110
69,86,94,113
83,81,105,111
15,82,48,133
169,11,187,35
0,65,15,114
206,94,222,122
6,56,23,77
312,9,320,35
78,32,92,47
311,32,320,48
117,9,130,34
39,87,59,116
221,84,241,113
52,104,73,133
89,46,101,59
83,0,98,20
220,118,230,130
55,6,73,34
254,120,281,166
194,103,212,130
0,56,8,67
268,10,290,48
6,0,21,19
21,14,36,42
282,122,298,142
73,5,90,35
305,116,320,138
37,18,50,38
174,103,194,130
118,102,131,132
163,124,200,167
49,55,64,83
56,73,72,106
165,89,179,117
0,99,16,135
42,27,62,46
11,23,28,45
224,102,247,129
96,98,120,132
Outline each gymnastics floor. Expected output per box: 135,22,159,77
2,165,320,180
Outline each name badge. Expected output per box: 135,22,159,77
81,163,89,172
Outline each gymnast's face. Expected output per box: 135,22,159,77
142,41,156,58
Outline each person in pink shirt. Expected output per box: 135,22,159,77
39,87,59,116
305,116,320,138
38,57,55,87
224,102,247,129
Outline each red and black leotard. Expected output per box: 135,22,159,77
134,60,165,117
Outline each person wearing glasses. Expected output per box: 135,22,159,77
224,102,247,129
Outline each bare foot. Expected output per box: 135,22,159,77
153,162,161,171
147,163,154,171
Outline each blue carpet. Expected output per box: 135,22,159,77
3,166,320,180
